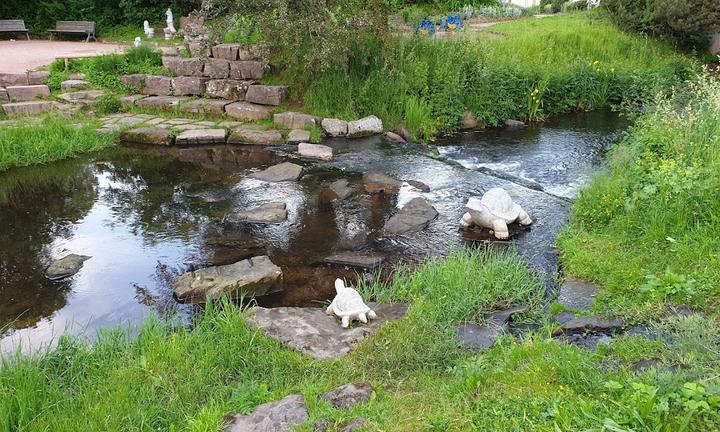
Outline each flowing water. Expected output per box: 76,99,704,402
0,111,627,354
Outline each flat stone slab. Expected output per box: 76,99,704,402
175,129,228,146
298,142,333,161
228,128,284,145
6,85,50,102
321,118,348,137
347,115,383,138
274,111,320,129
456,322,506,352
60,79,88,90
2,101,56,116
383,197,438,236
321,382,372,409
554,314,624,335
173,255,283,302
0,73,29,87
248,303,408,359
224,394,308,432
136,96,183,110
225,101,274,121
250,162,303,182
120,94,146,106
558,278,601,310
231,202,288,223
58,90,105,103
120,127,174,146
286,129,310,144
323,252,385,269
45,254,91,281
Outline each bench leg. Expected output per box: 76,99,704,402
26,32,30,40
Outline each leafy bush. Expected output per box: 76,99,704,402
603,0,720,49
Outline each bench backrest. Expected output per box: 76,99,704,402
0,20,28,31
54,21,95,32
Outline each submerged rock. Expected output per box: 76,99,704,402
321,382,373,409
45,254,91,280
232,202,288,223
250,162,303,182
505,119,527,128
328,179,354,201
224,394,308,432
173,256,282,302
383,197,438,236
323,252,385,269
363,172,401,194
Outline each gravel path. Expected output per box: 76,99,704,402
0,40,123,73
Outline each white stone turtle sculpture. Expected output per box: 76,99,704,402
326,279,377,328
459,187,532,239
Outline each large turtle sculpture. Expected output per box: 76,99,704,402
459,188,532,239
326,279,377,328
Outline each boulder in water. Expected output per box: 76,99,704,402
46,254,91,281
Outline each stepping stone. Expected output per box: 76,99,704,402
120,127,174,146
225,101,274,121
142,117,166,126
120,94,146,106
206,79,252,99
245,85,287,106
173,256,282,302
347,115,383,138
0,73,29,86
274,111,321,129
228,127,284,145
230,202,288,223
58,90,105,104
383,197,438,236
143,76,173,96
321,118,348,137
323,252,385,269
136,96,183,110
456,306,528,352
172,76,208,96
286,129,310,144
298,142,332,161
230,61,264,80
250,162,303,182
28,71,51,85
554,314,623,335
224,394,308,432
2,101,57,116
363,173,401,194
558,278,601,310
180,99,229,116
248,303,409,359
45,254,91,281
321,382,372,409
60,79,88,90
6,85,50,102
175,129,228,146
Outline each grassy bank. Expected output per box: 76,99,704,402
558,75,720,322
0,116,115,172
304,13,698,139
2,249,719,431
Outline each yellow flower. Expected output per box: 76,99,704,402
593,60,600,65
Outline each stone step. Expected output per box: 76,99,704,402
60,79,89,90
58,90,105,104
2,101,59,116
6,85,51,102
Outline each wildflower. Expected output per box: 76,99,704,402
593,60,600,65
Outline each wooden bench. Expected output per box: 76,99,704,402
48,21,96,42
0,20,30,40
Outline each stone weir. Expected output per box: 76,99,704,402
119,43,288,122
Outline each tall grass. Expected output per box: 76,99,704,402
0,116,115,172
303,13,698,139
558,75,720,321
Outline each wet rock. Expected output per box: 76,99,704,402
232,202,288,223
246,85,287,106
393,124,412,142
143,76,173,96
457,322,506,352
230,61,264,80
321,382,373,409
286,129,310,144
180,99,228,115
121,127,174,146
248,303,408,359
405,180,430,192
363,173,401,194
175,129,227,146
323,252,385,269
298,143,333,161
172,76,208,96
383,197,438,236
505,119,527,128
45,254,91,280
173,256,283,302
328,179,354,200
555,315,623,335
250,162,303,182
558,278,600,310
60,79,88,90
224,394,308,432
225,101,274,121
120,74,145,91
58,90,105,104
206,79,251,100
176,58,205,76
385,131,406,144
321,118,348,137
340,418,367,432
6,85,50,101
228,128,284,145
274,112,321,129
347,115,383,138
461,111,479,129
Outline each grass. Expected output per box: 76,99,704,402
0,115,116,172
1,248,718,431
302,12,698,140
558,75,720,322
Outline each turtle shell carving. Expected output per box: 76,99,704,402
326,279,377,328
459,187,532,239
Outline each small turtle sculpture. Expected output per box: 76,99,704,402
326,279,377,328
459,187,532,239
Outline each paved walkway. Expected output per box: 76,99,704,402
0,40,123,73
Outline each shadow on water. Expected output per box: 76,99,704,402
0,111,628,354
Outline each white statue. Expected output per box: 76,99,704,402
587,0,601,8
143,20,154,38
326,279,377,328
164,9,176,39
134,37,142,47
459,188,532,239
